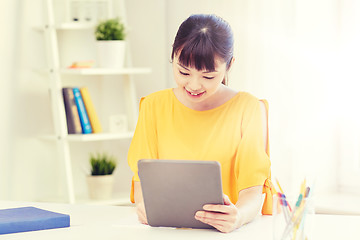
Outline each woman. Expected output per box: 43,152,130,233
128,14,275,233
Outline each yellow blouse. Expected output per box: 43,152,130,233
128,89,275,214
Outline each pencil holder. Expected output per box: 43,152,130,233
273,194,314,240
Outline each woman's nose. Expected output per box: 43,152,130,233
187,77,202,91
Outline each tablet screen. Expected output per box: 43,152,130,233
138,159,224,229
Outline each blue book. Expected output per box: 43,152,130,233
0,207,70,235
73,87,93,134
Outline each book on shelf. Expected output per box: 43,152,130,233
62,88,82,134
0,206,70,235
80,87,103,133
73,87,92,134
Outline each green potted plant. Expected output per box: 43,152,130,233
95,18,127,68
87,152,117,200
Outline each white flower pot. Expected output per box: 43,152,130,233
87,175,114,200
96,40,126,68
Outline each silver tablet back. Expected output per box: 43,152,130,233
138,159,224,229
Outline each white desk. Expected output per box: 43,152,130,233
1,201,359,240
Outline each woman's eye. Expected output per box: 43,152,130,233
179,71,189,76
203,76,215,80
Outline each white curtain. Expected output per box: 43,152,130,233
167,0,360,196
231,0,360,195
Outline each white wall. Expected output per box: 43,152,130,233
0,0,19,200
2,0,359,203
113,0,168,195
126,0,168,98
2,0,68,201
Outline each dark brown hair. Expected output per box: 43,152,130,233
171,14,234,85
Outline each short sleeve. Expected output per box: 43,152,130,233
234,98,271,193
127,97,158,202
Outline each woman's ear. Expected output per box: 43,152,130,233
227,57,235,71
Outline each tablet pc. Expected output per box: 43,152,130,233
138,159,224,229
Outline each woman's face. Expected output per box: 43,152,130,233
172,54,228,105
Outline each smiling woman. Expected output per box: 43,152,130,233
171,14,234,85
127,14,275,233
172,54,236,111
170,14,236,111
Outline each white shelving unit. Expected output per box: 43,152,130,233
60,67,151,75
41,0,149,204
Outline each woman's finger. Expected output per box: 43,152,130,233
223,194,232,205
202,204,237,215
195,194,241,233
195,210,235,222
137,208,146,223
195,211,221,221
136,202,148,224
195,214,234,233
195,213,226,226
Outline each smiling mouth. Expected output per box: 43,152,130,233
185,89,205,97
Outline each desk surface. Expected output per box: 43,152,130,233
1,201,359,240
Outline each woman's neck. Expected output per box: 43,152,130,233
173,85,238,111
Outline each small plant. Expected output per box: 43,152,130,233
95,18,126,41
89,152,117,176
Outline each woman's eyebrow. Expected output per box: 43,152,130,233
202,69,218,73
177,63,218,73
177,63,190,70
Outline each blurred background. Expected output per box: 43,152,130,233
1,0,359,214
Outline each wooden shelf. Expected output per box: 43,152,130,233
40,132,134,142
56,22,96,30
60,67,152,75
33,22,95,31
67,132,134,141
41,0,145,205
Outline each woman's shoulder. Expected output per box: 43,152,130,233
238,91,259,101
231,91,261,107
145,88,173,99
140,89,174,107
235,92,268,123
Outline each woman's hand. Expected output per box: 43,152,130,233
195,194,242,233
134,181,148,225
136,201,148,225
